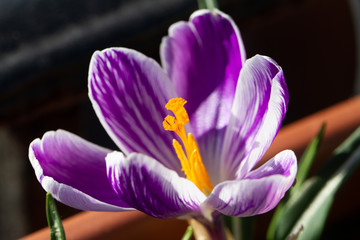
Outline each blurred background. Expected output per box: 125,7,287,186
0,0,359,239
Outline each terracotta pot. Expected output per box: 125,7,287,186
21,96,360,240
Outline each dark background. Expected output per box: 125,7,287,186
0,0,358,239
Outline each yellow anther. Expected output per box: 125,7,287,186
173,140,191,176
165,98,189,125
163,115,178,131
163,98,213,195
165,98,187,112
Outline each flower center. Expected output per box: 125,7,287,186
163,98,213,195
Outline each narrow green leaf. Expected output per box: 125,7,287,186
288,181,335,240
273,127,360,240
46,193,66,240
181,225,193,240
267,124,325,240
266,201,285,240
290,128,360,240
316,125,360,179
291,123,326,195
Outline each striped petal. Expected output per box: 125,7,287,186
29,130,132,211
89,48,181,172
219,55,288,181
107,151,207,218
203,150,297,217
161,9,245,139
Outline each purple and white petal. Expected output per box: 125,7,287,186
29,130,132,211
107,151,207,218
202,150,297,217
161,9,245,139
89,48,181,172
219,55,287,181
239,56,288,177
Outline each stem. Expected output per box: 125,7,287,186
197,0,218,11
188,215,234,240
232,217,241,240
182,226,194,240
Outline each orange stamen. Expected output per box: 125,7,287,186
163,98,213,195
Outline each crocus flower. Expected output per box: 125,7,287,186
29,8,297,225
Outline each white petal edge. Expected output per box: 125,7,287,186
29,139,133,211
202,150,297,217
106,151,207,218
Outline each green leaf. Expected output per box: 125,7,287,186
181,225,193,240
267,124,325,240
291,123,326,195
273,127,360,240
46,193,66,240
266,201,285,240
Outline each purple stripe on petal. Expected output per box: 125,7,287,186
161,9,245,139
38,176,127,211
246,150,296,179
203,150,297,217
197,127,227,185
240,56,289,177
107,151,206,218
29,130,132,211
220,55,285,181
89,48,181,172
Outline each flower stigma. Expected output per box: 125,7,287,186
163,98,213,196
